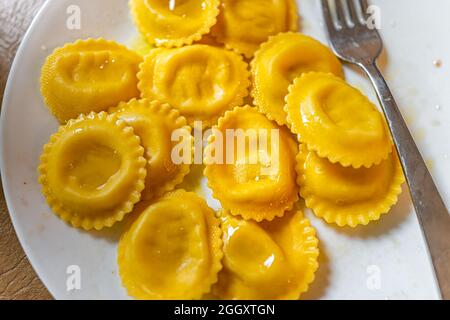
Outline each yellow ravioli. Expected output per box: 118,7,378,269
204,106,299,221
40,39,141,123
109,99,193,200
285,72,393,168
297,145,405,227
252,33,343,126
118,190,223,300
214,211,319,300
138,45,250,127
130,0,220,47
38,112,147,230
212,0,299,58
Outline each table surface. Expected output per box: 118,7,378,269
0,0,51,300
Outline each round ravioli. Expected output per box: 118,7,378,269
297,145,405,227
204,106,299,221
118,190,223,300
214,211,319,300
41,39,142,123
212,0,299,58
285,72,393,168
38,112,147,230
138,45,250,127
252,33,343,126
109,99,193,200
130,0,220,47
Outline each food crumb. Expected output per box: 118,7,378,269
415,128,425,141
41,45,47,51
433,59,442,68
436,104,441,110
425,159,434,171
431,120,441,127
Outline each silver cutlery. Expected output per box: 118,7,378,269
320,0,450,299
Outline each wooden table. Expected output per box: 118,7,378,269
0,0,51,300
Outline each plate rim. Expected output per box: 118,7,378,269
0,0,57,299
0,0,443,300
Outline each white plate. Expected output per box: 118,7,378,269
1,0,448,300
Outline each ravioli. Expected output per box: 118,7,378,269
130,0,220,47
40,39,141,123
214,211,319,300
297,145,405,227
138,45,250,127
204,106,299,221
212,0,299,58
285,72,393,168
118,190,223,300
109,99,193,200
252,33,343,126
38,112,147,230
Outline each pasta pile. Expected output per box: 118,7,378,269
37,0,404,300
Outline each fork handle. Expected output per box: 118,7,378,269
361,62,450,300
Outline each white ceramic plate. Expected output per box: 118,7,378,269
1,0,449,300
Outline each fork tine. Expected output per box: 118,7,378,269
321,0,337,32
345,0,358,25
359,0,369,19
360,0,369,10
334,0,347,28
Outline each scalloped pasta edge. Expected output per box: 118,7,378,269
213,210,319,300
251,32,343,127
40,38,142,123
38,112,147,231
109,98,193,200
137,46,251,128
285,72,393,168
296,144,405,228
204,105,299,222
129,0,221,48
287,215,320,300
117,190,223,300
211,0,299,58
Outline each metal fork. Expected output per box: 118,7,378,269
321,0,450,299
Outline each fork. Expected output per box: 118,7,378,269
321,0,450,299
